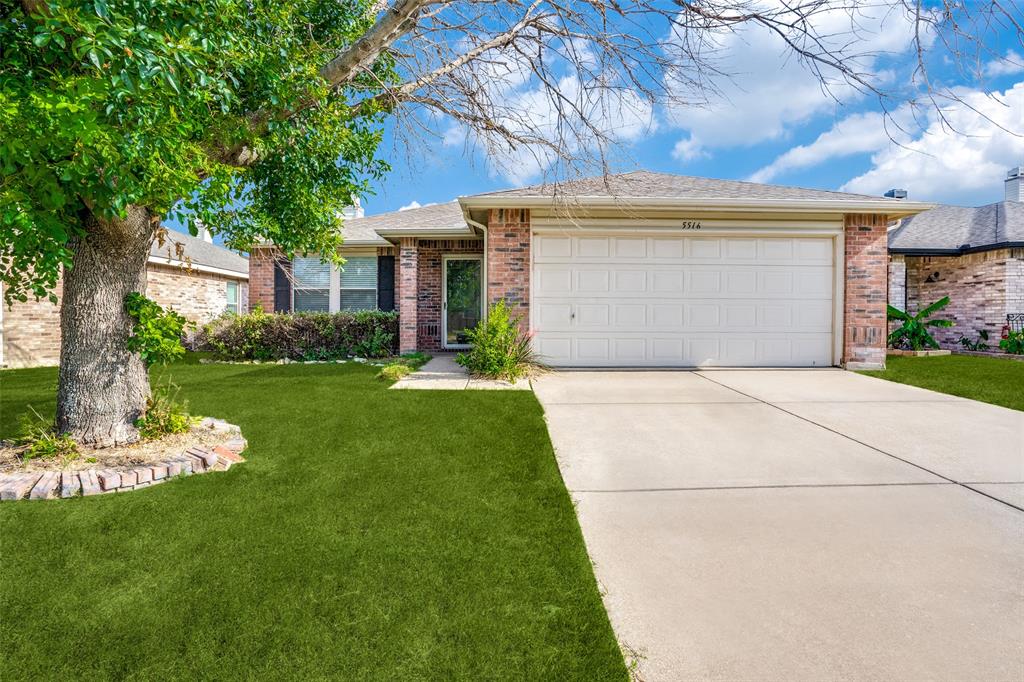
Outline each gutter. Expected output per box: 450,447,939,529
147,256,249,280
889,241,1024,257
458,195,934,218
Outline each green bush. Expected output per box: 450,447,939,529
13,407,79,463
887,297,953,351
136,379,194,440
197,308,398,360
1000,326,1024,355
377,364,412,381
125,292,189,365
456,300,540,381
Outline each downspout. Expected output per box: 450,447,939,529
463,210,489,322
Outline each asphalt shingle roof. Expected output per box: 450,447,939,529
468,170,899,203
150,229,248,276
888,201,1024,253
340,201,465,241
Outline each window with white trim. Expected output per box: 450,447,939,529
339,256,377,311
225,281,240,314
292,256,331,312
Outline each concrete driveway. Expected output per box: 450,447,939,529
533,369,1024,681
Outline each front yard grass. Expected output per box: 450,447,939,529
860,354,1024,412
0,360,626,680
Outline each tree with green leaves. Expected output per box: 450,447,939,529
1,0,1017,446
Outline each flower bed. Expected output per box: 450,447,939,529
0,418,247,501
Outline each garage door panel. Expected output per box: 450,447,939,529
532,234,835,367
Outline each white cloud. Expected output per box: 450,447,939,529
985,50,1024,78
748,108,915,183
672,135,708,162
839,83,1024,204
665,2,921,156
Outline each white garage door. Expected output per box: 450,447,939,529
532,234,836,367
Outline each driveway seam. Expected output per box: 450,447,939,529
693,372,1024,514
572,481,954,494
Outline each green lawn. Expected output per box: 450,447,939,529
860,354,1024,412
0,361,626,680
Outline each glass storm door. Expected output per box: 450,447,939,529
443,256,482,348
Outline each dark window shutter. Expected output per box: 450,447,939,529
273,260,292,312
377,255,395,311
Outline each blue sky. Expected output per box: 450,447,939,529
364,8,1024,215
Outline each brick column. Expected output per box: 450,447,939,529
398,238,418,353
247,247,277,312
486,208,531,330
844,214,889,369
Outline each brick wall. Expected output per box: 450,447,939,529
904,247,1023,347
248,247,277,312
398,238,418,353
147,265,247,323
2,280,63,368
843,213,889,369
486,208,531,331
413,240,484,351
3,266,246,368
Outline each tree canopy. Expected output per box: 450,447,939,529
1,0,392,303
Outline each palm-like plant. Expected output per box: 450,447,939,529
887,297,954,350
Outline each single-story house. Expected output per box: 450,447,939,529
888,168,1024,347
1,228,248,368
253,170,928,370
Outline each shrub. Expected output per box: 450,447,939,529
999,326,1024,355
197,309,398,360
958,329,990,352
124,292,189,365
377,364,412,381
456,300,541,381
13,407,79,462
887,297,953,351
136,380,194,440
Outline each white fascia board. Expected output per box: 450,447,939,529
147,256,248,280
458,195,934,218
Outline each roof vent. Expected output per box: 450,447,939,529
1006,167,1024,202
884,189,907,199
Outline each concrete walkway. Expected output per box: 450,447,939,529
390,354,531,390
533,369,1024,681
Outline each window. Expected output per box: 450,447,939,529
340,256,377,311
225,281,240,314
292,256,331,312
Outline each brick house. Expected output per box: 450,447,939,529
888,168,1024,348
1,228,248,368
253,171,927,369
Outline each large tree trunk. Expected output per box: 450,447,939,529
56,205,155,447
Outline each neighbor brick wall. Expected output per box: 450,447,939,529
904,247,1024,347
486,208,531,331
147,265,247,323
843,214,888,369
248,247,277,312
2,280,63,368
412,240,484,351
398,238,418,354
3,267,245,368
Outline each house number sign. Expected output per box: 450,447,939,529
680,220,702,230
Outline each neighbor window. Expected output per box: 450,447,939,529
225,281,239,314
339,256,377,311
292,256,331,312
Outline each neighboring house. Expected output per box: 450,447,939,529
253,170,927,369
1,228,248,368
888,168,1024,347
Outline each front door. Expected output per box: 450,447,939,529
443,256,483,349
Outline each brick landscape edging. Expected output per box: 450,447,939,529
0,418,247,502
